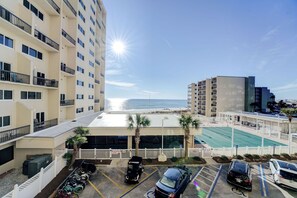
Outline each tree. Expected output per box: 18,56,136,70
128,114,151,156
66,127,89,168
178,114,200,159
278,100,287,109
250,102,260,112
281,108,297,154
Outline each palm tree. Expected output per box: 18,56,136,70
128,114,151,156
66,127,89,168
178,114,200,159
281,108,297,154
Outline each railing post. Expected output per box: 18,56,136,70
79,148,81,159
109,148,112,158
129,148,132,158
145,148,147,159
54,156,58,177
120,150,122,159
39,168,44,192
94,148,96,159
173,147,176,157
257,146,260,155
12,184,19,198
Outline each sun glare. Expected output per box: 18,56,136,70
111,40,126,56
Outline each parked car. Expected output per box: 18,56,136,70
155,166,192,198
125,156,144,183
269,159,297,189
226,160,252,191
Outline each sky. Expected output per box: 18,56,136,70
102,0,297,100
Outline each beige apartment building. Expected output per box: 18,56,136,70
189,76,255,117
187,83,197,114
0,0,106,175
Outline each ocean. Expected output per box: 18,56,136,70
105,99,187,111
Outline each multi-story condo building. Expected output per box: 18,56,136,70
189,76,255,117
254,87,275,112
0,0,106,175
187,83,198,114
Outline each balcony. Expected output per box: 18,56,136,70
34,118,58,132
47,0,60,14
211,96,217,101
62,29,76,46
95,79,100,84
31,0,60,15
63,0,76,17
0,5,31,34
34,29,59,50
33,76,58,88
61,63,75,75
0,125,30,144
60,99,74,106
0,70,30,84
100,73,105,77
94,99,100,103
95,59,100,65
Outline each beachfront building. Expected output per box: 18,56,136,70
193,76,255,117
254,87,275,112
187,83,198,114
0,0,106,175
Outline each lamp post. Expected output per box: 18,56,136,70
161,117,168,153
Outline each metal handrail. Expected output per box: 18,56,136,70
60,63,75,75
63,0,76,16
62,29,76,45
60,99,74,106
47,0,60,14
34,118,58,132
0,69,30,84
34,29,59,50
0,125,30,143
0,5,31,34
33,76,58,88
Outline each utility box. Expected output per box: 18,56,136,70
27,154,52,178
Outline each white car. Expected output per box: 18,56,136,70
269,159,297,189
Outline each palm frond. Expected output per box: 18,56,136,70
127,114,135,130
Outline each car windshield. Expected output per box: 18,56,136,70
278,161,297,172
128,164,137,170
231,161,248,174
280,170,297,181
160,175,176,189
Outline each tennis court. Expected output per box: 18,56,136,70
195,127,286,148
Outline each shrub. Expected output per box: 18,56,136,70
263,154,272,159
63,152,73,166
234,155,243,160
193,156,202,161
281,153,291,160
146,158,153,163
252,154,260,159
272,154,281,159
244,154,253,159
221,155,229,161
171,157,178,162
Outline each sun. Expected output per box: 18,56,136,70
111,40,126,56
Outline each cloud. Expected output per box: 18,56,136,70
106,80,135,88
106,69,122,76
272,82,297,92
261,27,279,42
142,90,159,94
256,60,268,70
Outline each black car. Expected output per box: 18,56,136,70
125,156,144,183
227,160,252,191
155,166,192,198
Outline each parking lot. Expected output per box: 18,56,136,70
79,163,297,198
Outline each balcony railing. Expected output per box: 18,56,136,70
62,29,76,45
33,76,58,88
34,118,58,132
0,69,30,84
47,0,60,14
95,59,100,65
63,0,77,16
95,79,100,84
34,29,59,50
0,5,31,34
60,99,74,106
61,63,75,75
94,99,99,103
0,125,30,143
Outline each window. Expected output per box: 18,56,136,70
79,0,86,10
76,94,84,99
0,34,13,48
90,5,95,15
21,91,41,99
23,0,44,20
0,90,12,100
89,61,94,67
77,38,84,48
89,50,94,57
88,106,94,111
0,146,14,166
77,52,84,60
21,91,27,99
89,38,94,46
90,27,95,36
88,95,94,99
3,116,10,127
77,80,84,86
76,107,84,113
89,83,94,88
22,44,42,60
78,11,85,22
78,24,85,35
77,66,84,73
90,16,95,26
89,72,94,78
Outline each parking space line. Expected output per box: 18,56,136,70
195,178,211,187
206,165,222,198
99,170,126,191
260,164,269,197
208,165,220,171
201,170,216,178
88,180,106,198
120,168,158,198
258,164,265,197
203,167,218,174
116,168,126,175
197,174,214,183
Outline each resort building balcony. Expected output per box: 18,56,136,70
60,63,75,76
94,99,100,103
100,73,105,77
34,118,58,132
0,5,31,35
95,59,100,65
0,125,30,144
211,96,217,101
60,99,74,106
31,0,60,15
0,69,30,84
62,29,76,47
63,0,76,18
34,29,59,50
33,76,59,88
95,79,100,84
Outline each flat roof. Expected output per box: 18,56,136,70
88,113,182,128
